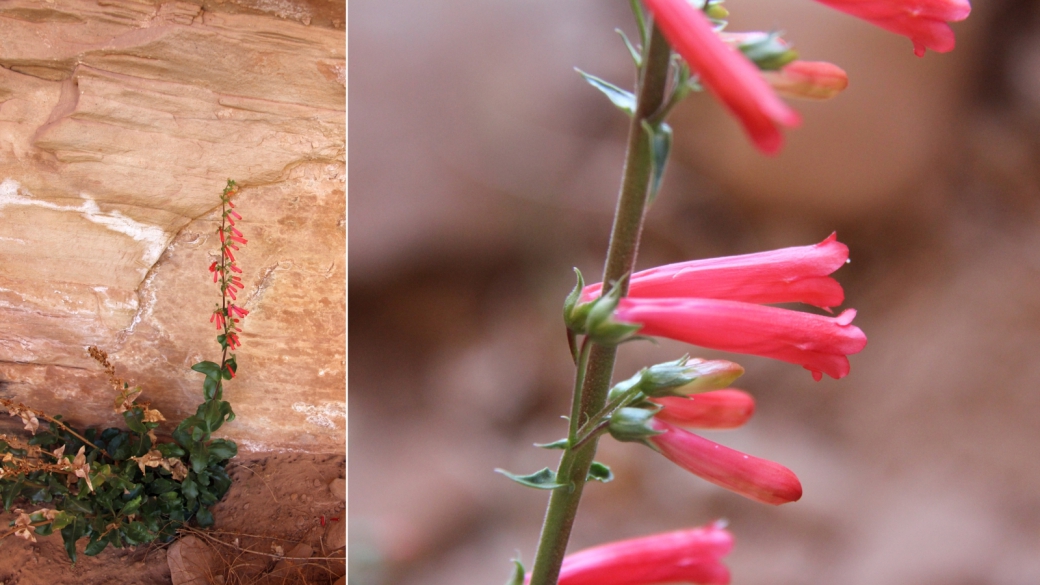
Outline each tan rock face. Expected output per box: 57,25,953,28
0,0,344,452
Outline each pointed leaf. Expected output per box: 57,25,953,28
576,69,634,115
644,122,672,204
495,467,567,490
191,361,223,381
533,438,568,450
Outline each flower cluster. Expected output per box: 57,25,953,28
642,0,971,153
208,180,249,361
584,234,867,380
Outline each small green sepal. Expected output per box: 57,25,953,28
563,268,593,333
643,121,673,204
584,281,641,346
736,31,798,71
495,467,568,490
608,407,663,443
587,461,614,483
506,558,526,585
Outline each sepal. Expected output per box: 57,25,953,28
584,281,641,345
564,268,593,333
588,461,614,483
506,558,525,585
608,406,663,443
732,31,798,71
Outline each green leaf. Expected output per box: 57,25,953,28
122,521,155,545
195,506,214,527
156,443,186,458
207,439,237,462
85,533,110,556
181,478,199,501
587,461,614,483
203,399,226,433
191,361,223,381
644,122,672,204
123,409,147,434
190,442,209,474
494,467,567,490
209,465,232,498
576,69,635,115
533,438,568,450
506,558,526,585
3,478,24,510
119,495,143,517
48,510,74,531
61,516,86,563
203,376,219,401
64,497,94,515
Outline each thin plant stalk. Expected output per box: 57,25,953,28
527,23,673,585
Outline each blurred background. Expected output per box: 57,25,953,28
349,1,1040,583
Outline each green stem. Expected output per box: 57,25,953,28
567,339,593,442
527,24,672,585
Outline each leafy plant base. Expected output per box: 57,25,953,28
0,452,345,585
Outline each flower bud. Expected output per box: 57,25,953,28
762,61,849,101
644,357,745,397
608,407,662,443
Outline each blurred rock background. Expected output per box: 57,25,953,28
349,1,1040,584
0,0,345,453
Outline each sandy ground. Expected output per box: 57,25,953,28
0,452,345,585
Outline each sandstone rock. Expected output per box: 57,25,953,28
328,477,345,500
0,0,344,451
167,535,222,585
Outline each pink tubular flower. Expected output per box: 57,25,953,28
582,233,848,311
642,0,800,154
544,524,733,585
615,298,865,380
652,389,755,429
649,419,802,505
228,304,249,318
814,0,971,57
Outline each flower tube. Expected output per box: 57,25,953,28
652,389,756,429
543,523,733,585
614,298,865,380
813,0,971,57
581,233,848,310
642,0,801,154
648,419,803,505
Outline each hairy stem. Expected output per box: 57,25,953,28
527,23,672,585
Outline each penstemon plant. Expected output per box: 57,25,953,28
0,180,245,562
499,1,970,584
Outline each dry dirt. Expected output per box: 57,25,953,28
0,452,346,585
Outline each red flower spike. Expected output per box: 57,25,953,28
539,523,733,585
813,0,971,57
648,419,803,505
615,299,866,380
642,0,801,154
652,389,756,430
582,233,848,311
